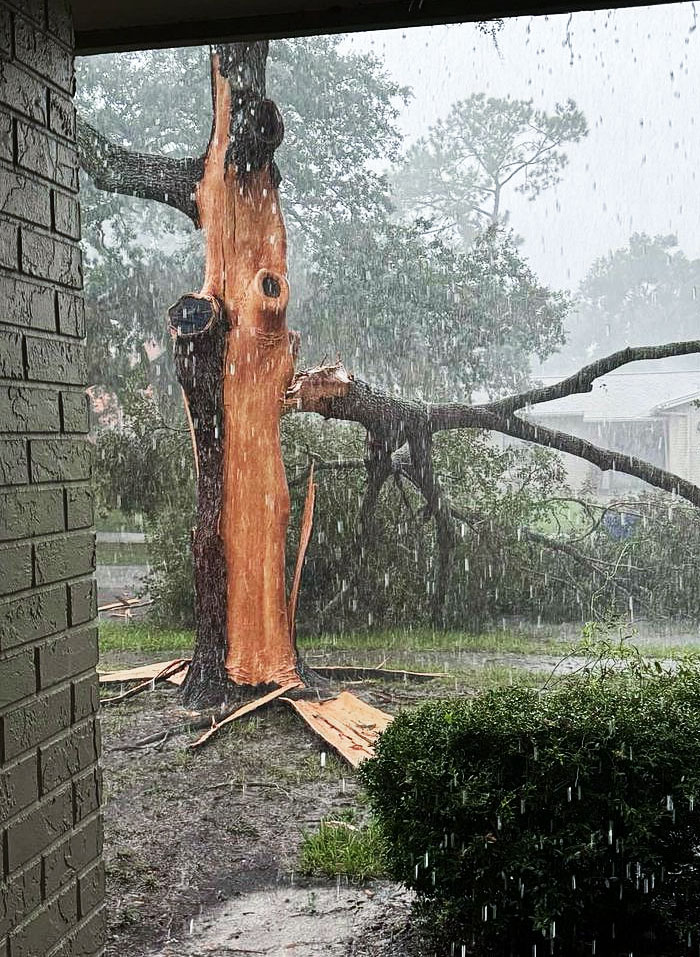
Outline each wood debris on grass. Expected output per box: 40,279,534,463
100,659,190,705
188,682,303,749
281,691,393,768
98,661,418,764
98,595,153,618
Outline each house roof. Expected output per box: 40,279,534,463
530,363,700,422
72,0,674,54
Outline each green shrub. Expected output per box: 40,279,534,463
361,656,700,956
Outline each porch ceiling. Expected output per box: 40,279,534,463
73,0,671,55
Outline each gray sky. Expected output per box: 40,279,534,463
345,2,700,292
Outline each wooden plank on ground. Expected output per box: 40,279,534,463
282,690,392,767
98,660,190,685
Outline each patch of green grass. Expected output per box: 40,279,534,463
96,542,150,565
428,664,545,693
99,622,194,653
299,628,568,657
299,811,387,881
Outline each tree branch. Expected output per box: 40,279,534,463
478,340,700,415
77,116,203,225
288,338,700,509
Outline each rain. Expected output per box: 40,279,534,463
80,5,700,956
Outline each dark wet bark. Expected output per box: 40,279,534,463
170,298,231,708
76,116,203,224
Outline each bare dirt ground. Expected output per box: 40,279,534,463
99,653,447,957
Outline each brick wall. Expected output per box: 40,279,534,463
0,1,104,954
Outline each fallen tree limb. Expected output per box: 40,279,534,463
288,341,700,509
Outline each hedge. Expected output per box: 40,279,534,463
361,660,700,956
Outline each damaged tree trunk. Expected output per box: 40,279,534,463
170,43,303,707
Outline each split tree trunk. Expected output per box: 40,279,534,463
171,43,303,707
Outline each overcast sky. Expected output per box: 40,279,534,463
344,2,699,293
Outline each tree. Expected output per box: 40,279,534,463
76,41,407,402
79,42,700,708
396,94,587,245
554,233,700,371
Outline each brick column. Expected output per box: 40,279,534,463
0,1,104,954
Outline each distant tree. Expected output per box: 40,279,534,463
555,233,700,369
303,222,569,400
396,94,587,246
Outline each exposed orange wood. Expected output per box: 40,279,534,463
287,463,316,644
193,55,298,688
281,691,393,767
189,681,301,748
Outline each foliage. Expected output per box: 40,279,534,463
396,94,587,246
302,223,569,399
555,233,700,370
284,416,568,634
361,641,700,955
298,812,388,881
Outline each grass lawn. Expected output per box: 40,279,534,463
98,622,569,657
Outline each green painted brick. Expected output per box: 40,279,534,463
0,169,51,226
49,92,76,143
74,767,101,824
0,330,23,378
0,439,27,484
0,542,32,596
69,578,95,626
14,15,72,93
65,486,93,529
31,439,91,483
0,753,39,821
52,189,80,237
16,121,78,192
40,720,98,794
60,390,89,433
0,486,65,541
21,228,82,287
43,816,101,897
25,336,86,385
0,276,55,331
39,626,98,689
3,685,71,760
71,673,98,722
10,882,77,957
56,292,84,337
0,219,18,269
0,59,47,125
0,585,67,651
78,861,104,919
35,531,95,585
7,785,73,872
0,649,36,709
0,385,61,432
71,904,107,957
0,862,42,939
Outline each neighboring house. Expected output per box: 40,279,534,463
510,368,700,497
